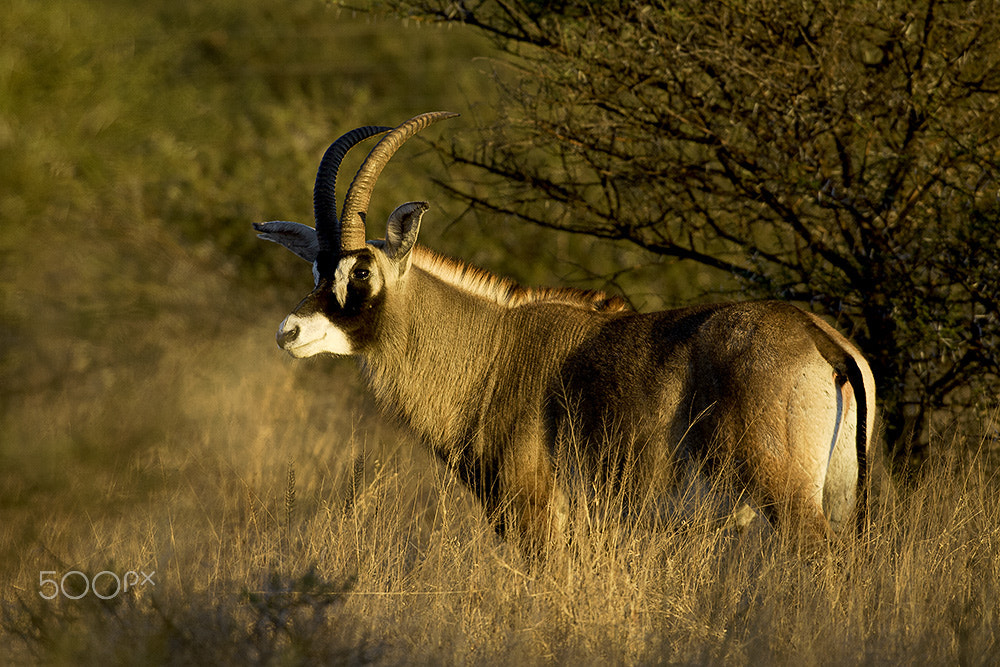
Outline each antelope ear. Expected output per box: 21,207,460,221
253,221,319,263
384,201,428,266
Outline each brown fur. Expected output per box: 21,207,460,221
257,113,874,557
354,251,873,555
260,217,874,556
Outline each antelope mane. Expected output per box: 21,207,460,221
411,246,630,313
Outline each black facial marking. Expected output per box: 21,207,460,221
289,248,385,352
315,249,339,279
338,254,379,312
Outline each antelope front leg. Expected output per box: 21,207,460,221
504,438,569,559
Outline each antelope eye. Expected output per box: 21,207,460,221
352,267,370,281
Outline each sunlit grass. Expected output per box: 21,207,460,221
4,361,998,664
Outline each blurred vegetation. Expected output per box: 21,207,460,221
0,0,493,588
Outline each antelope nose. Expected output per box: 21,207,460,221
276,324,299,349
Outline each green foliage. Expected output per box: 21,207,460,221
0,0,488,626
0,0,492,507
373,0,1000,460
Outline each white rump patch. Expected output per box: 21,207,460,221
278,312,353,357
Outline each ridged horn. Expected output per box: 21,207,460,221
339,111,459,254
313,125,392,253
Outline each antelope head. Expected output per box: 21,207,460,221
254,111,458,358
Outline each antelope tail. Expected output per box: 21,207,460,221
807,323,871,536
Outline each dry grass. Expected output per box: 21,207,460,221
2,323,998,664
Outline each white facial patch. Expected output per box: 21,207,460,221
278,312,353,358
333,256,358,308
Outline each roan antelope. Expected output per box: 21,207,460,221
254,111,875,554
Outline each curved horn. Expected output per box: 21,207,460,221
339,111,459,254
313,125,392,253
